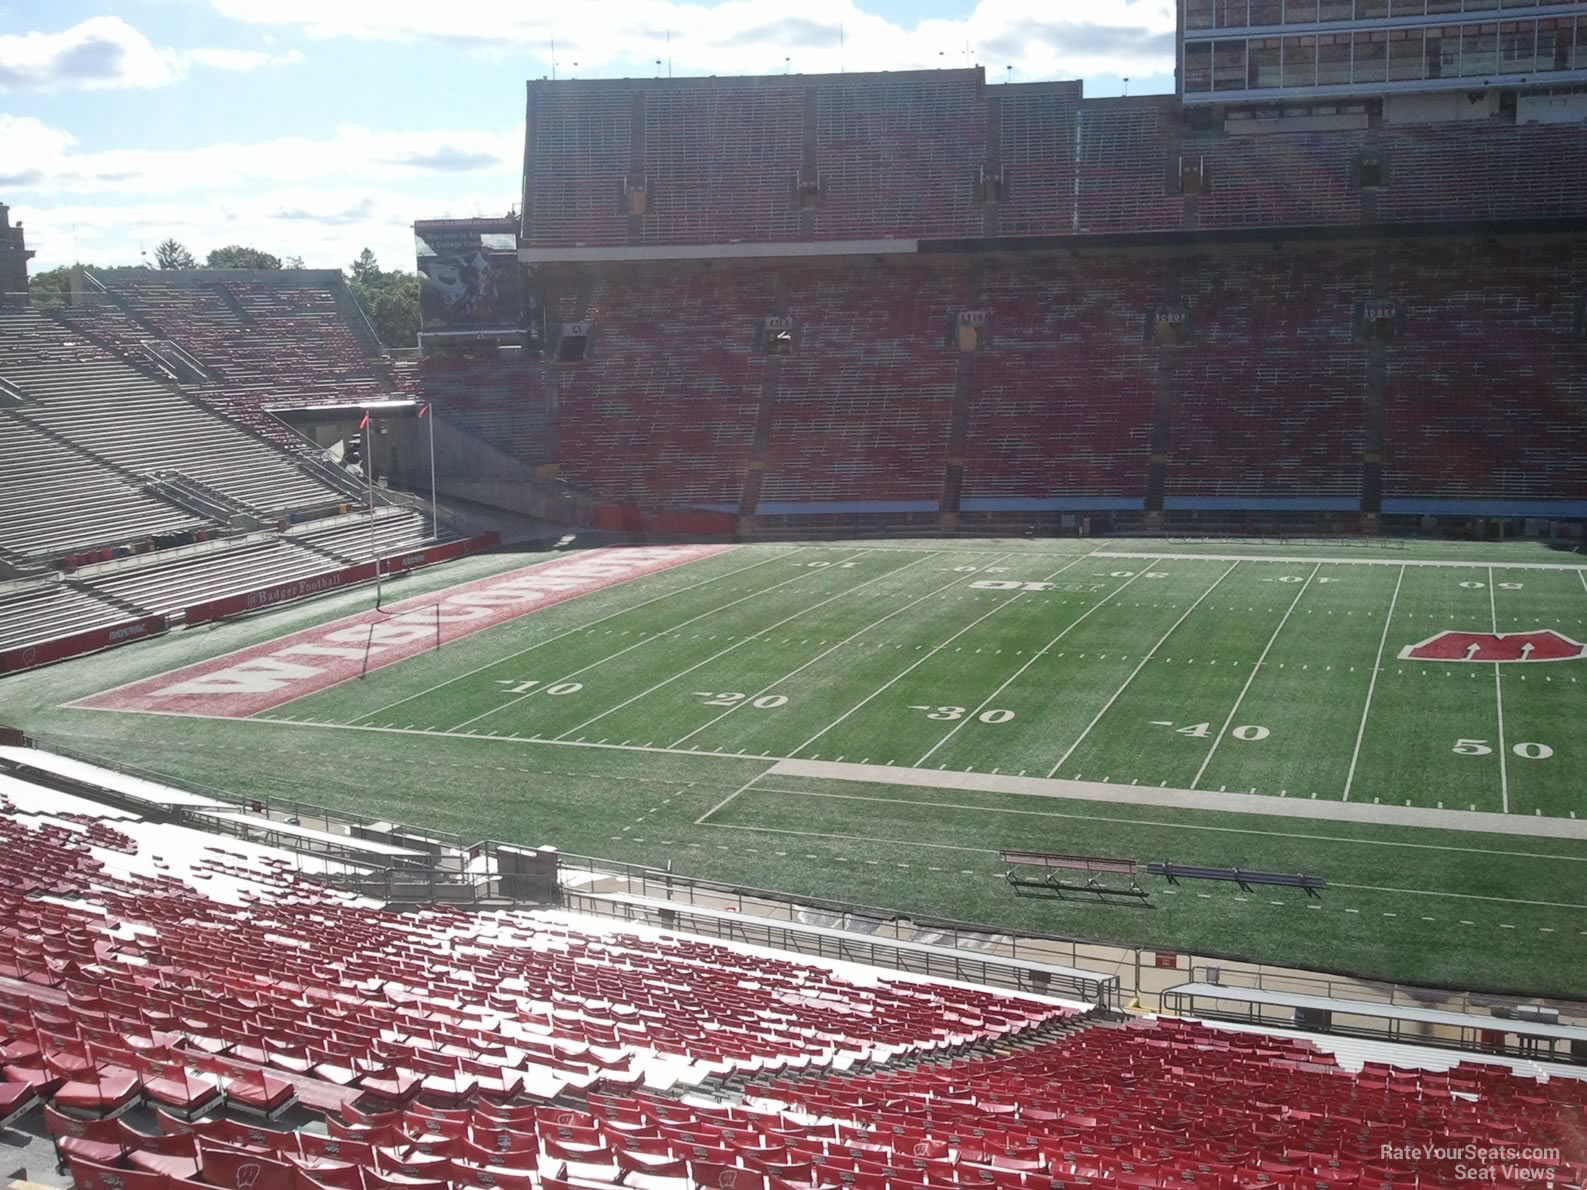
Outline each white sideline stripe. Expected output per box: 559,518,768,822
1046,561,1241,779
71,707,1587,843
449,547,869,733
914,555,1154,767
1490,566,1509,814
1330,882,1587,911
1342,563,1405,803
789,552,1096,757
791,542,1587,571
1089,550,1587,572
349,544,790,724
767,757,1587,841
735,785,1587,863
669,548,1005,748
1191,563,1321,791
548,550,934,740
694,770,772,826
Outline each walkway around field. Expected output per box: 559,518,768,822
766,758,1587,841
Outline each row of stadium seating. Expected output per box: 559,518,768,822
0,584,131,652
541,239,1587,511
1,763,1583,1190
0,302,446,659
0,309,339,516
523,74,1587,247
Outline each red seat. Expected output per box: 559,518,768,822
58,1134,126,1169
119,1124,201,1157
143,1071,223,1117
200,1140,299,1190
0,1077,37,1125
55,1068,141,1118
129,1150,202,1181
68,1154,175,1190
228,1070,298,1117
286,1153,366,1190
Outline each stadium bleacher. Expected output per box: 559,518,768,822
0,308,338,515
1165,248,1370,507
1383,239,1587,511
525,70,1587,246
551,263,771,505
0,752,1580,1189
961,257,1159,506
759,261,961,506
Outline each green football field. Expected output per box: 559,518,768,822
10,537,1587,998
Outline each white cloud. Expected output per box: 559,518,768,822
6,119,521,271
0,17,304,92
205,0,1176,84
17,186,511,275
2,120,521,198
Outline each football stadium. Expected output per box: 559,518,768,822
1,2,1587,1185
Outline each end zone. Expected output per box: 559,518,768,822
72,545,733,719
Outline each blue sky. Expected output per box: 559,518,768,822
2,0,1176,273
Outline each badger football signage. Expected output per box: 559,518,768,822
415,219,523,335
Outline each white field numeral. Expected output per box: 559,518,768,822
695,692,789,709
1157,721,1269,741
497,679,583,696
1453,738,1551,759
909,705,1016,724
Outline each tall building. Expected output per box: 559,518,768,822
1180,0,1587,119
0,204,34,300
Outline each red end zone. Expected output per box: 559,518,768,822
73,544,733,718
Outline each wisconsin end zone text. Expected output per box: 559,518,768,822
73,545,731,718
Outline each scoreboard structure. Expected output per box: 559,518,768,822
413,217,526,349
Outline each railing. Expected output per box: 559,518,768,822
19,733,470,867
552,851,1130,1002
1183,962,1586,1027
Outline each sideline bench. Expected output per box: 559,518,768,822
1001,850,1147,900
1146,862,1326,897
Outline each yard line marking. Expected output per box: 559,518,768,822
1046,562,1241,778
1490,566,1509,813
694,769,773,826
914,558,1156,766
349,545,804,724
1332,881,1587,911
789,552,1102,757
1191,563,1320,790
670,548,1025,748
549,551,940,740
1342,564,1405,803
448,548,875,733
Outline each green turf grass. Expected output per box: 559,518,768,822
10,537,1587,998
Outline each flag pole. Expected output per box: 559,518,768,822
426,404,437,542
365,411,382,608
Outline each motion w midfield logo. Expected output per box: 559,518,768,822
1399,629,1587,663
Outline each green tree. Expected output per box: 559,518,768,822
346,247,419,348
28,265,78,308
154,238,195,270
349,247,380,284
205,245,283,270
283,254,306,269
